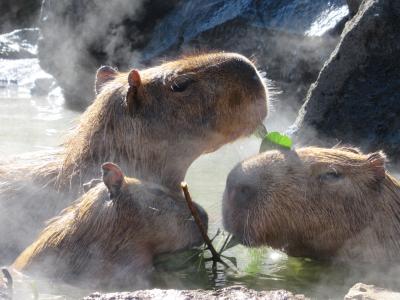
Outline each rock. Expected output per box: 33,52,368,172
347,0,363,16
0,269,11,300
38,0,349,111
0,0,41,34
0,58,54,94
143,0,348,59
0,28,39,59
290,0,400,164
83,286,308,300
345,283,400,300
30,77,55,96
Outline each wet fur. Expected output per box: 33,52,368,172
0,52,268,264
12,176,206,287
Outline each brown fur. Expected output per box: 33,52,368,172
223,147,400,262
0,52,268,264
12,164,208,287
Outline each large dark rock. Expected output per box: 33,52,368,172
143,0,348,59
290,0,400,164
347,0,363,16
84,286,308,300
38,0,349,110
0,0,41,34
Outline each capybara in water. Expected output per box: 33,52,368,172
223,146,400,262
0,52,268,263
12,162,208,287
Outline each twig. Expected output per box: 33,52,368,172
1,268,13,300
218,233,232,254
181,182,230,269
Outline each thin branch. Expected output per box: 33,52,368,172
181,182,229,268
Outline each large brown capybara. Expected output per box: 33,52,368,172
223,146,400,262
12,162,208,287
0,52,268,264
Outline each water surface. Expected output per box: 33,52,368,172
1,69,398,300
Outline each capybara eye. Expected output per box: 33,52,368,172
319,170,343,182
170,77,194,92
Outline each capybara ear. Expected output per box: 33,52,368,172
367,151,387,181
126,69,141,116
95,66,118,95
101,162,125,199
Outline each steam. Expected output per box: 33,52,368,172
2,1,393,299
38,0,150,108
40,0,146,64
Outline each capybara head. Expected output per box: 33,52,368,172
13,163,208,285
63,53,268,189
95,52,268,150
223,147,395,261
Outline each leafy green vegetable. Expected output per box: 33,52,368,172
259,131,293,152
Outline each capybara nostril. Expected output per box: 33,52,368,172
230,184,256,209
223,55,260,84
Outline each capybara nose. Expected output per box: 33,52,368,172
223,55,262,87
226,184,256,209
224,163,257,209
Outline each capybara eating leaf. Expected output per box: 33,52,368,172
0,52,268,264
223,146,400,262
12,162,208,287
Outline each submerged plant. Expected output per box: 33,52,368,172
245,249,266,275
181,182,239,271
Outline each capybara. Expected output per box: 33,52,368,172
223,146,400,262
12,162,208,287
0,52,268,263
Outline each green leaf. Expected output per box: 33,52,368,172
260,131,292,152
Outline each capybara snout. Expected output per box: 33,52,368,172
222,163,261,245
